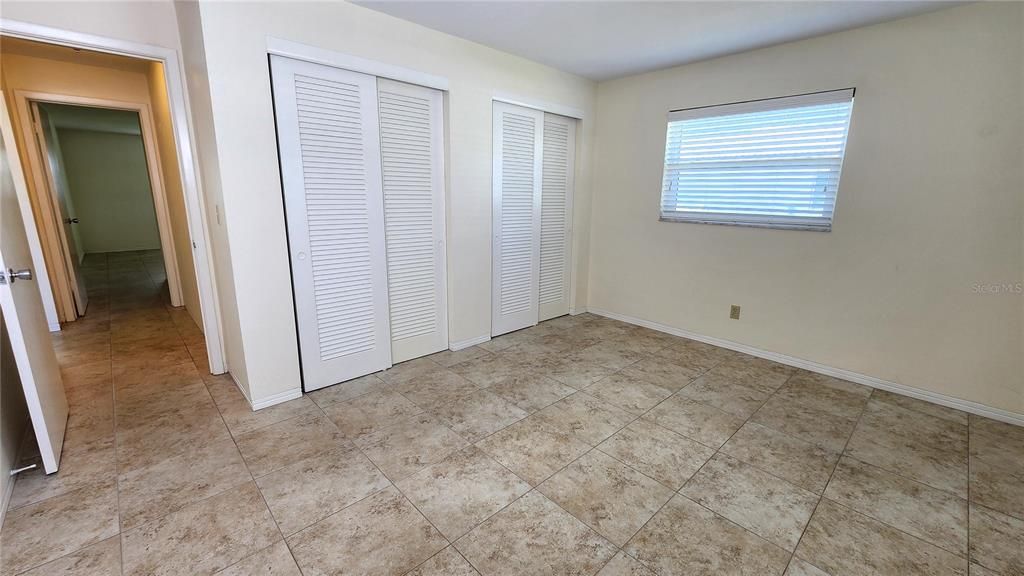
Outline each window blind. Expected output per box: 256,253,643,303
661,89,854,231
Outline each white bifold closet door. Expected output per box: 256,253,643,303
491,102,544,336
539,113,575,321
378,79,448,363
271,55,392,391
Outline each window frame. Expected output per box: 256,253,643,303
659,88,855,232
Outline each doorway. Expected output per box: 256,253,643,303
0,30,225,375
25,99,182,321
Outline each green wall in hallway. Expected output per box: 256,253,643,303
56,127,161,254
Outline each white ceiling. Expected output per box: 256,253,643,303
356,1,958,81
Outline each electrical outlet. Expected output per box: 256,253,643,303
730,305,741,319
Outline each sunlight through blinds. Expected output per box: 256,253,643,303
661,89,854,231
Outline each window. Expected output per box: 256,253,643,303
660,89,854,231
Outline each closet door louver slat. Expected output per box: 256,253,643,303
491,102,544,336
539,113,574,321
378,78,448,363
271,55,391,391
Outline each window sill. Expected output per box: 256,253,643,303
658,216,832,232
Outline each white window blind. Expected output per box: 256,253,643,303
661,89,854,231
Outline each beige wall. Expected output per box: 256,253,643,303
148,62,202,330
181,0,596,404
0,44,203,325
1,1,182,51
57,128,161,252
589,3,1024,414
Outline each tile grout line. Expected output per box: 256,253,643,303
113,252,241,574
331,399,460,548
17,310,998,576
827,450,973,559
106,255,128,576
201,361,290,549
392,329,747,573
356,363,546,564
966,414,972,571
382,330,649,573
17,254,122,576
116,252,189,573
433,331,716,574
469,328,962,576
781,377,874,575
612,363,790,575
6,253,230,574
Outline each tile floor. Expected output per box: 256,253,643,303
1,249,1022,575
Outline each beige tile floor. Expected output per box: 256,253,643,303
1,249,1022,575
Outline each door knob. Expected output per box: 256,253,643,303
1,268,33,284
64,217,79,224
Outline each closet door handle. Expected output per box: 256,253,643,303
64,217,80,224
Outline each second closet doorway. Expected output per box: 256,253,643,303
492,101,576,337
271,55,448,392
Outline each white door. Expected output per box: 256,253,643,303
491,102,543,336
33,104,88,316
377,79,448,363
0,96,67,473
539,113,575,321
271,56,392,391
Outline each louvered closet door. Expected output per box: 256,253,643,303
378,79,448,363
270,55,391,391
492,102,544,336
539,113,575,321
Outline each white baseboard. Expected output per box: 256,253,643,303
450,334,491,351
227,371,301,411
587,307,1024,427
250,387,303,411
569,307,588,316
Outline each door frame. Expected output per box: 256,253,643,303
27,102,81,323
0,18,227,374
16,91,184,318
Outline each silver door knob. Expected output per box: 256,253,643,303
6,268,32,283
